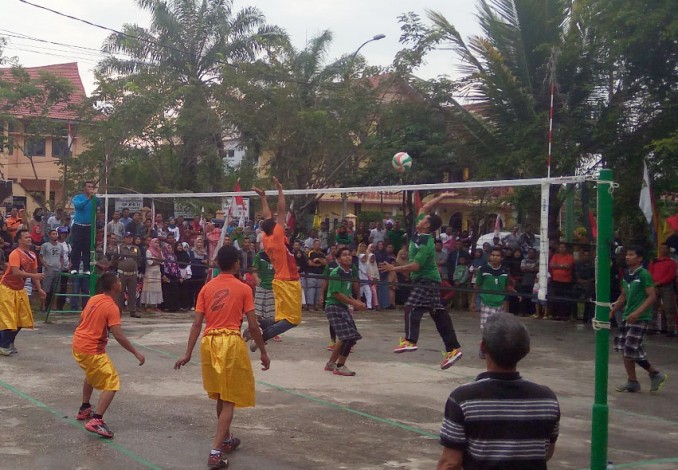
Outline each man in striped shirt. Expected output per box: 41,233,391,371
438,314,560,469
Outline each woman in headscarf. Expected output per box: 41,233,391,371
141,238,163,312
175,241,192,311
160,241,180,311
188,236,208,307
30,224,44,253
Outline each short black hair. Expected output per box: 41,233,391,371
15,228,28,243
482,313,530,369
626,244,644,258
100,272,120,292
336,246,351,258
428,213,442,233
261,217,276,236
491,247,503,256
217,245,240,271
83,180,94,187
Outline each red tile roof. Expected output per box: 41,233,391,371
0,62,87,121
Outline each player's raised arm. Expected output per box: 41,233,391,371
252,186,272,219
273,177,286,227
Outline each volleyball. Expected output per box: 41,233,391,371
391,152,413,172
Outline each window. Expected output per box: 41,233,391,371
25,137,46,157
52,137,69,157
227,149,235,159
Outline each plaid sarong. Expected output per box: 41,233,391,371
325,304,362,342
254,286,275,319
405,280,445,310
480,302,504,331
615,320,648,361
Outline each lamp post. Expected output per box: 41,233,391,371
349,34,386,62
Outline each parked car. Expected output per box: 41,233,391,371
475,231,541,252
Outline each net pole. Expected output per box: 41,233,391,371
537,182,550,301
590,168,612,470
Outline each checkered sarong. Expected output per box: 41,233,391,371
325,304,362,342
405,281,444,310
480,303,504,331
254,286,275,319
615,320,648,361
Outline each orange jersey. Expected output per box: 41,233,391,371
72,294,122,355
196,273,255,334
262,224,299,281
1,248,38,290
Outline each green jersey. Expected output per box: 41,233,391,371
621,267,654,321
253,251,275,290
477,264,509,307
326,265,354,307
409,236,441,283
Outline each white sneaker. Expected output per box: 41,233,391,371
0,347,13,356
70,270,78,275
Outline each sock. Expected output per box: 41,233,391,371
93,413,103,420
337,363,344,368
210,449,221,456
650,371,659,377
223,435,233,444
80,403,91,411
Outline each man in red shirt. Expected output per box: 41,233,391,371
549,243,575,321
649,243,677,336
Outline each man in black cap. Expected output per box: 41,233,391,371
113,232,141,318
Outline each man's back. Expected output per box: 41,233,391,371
440,371,560,470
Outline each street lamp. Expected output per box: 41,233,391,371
349,34,386,62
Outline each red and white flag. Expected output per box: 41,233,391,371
233,180,246,227
286,200,296,233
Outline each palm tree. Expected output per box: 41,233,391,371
400,1,602,235
96,0,284,190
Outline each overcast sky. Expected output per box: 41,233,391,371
3,0,482,95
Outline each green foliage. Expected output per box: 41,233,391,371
223,30,382,217
83,0,285,192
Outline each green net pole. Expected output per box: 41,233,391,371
89,196,97,296
590,169,613,470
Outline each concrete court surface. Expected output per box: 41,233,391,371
0,308,677,470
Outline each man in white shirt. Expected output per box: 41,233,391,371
369,221,387,245
106,211,125,239
47,208,64,231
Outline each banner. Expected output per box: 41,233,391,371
114,196,143,213
221,197,250,221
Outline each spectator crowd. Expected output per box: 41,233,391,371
0,203,676,338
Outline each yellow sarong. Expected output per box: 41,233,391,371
200,328,255,407
72,351,120,391
272,279,302,325
0,284,34,330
